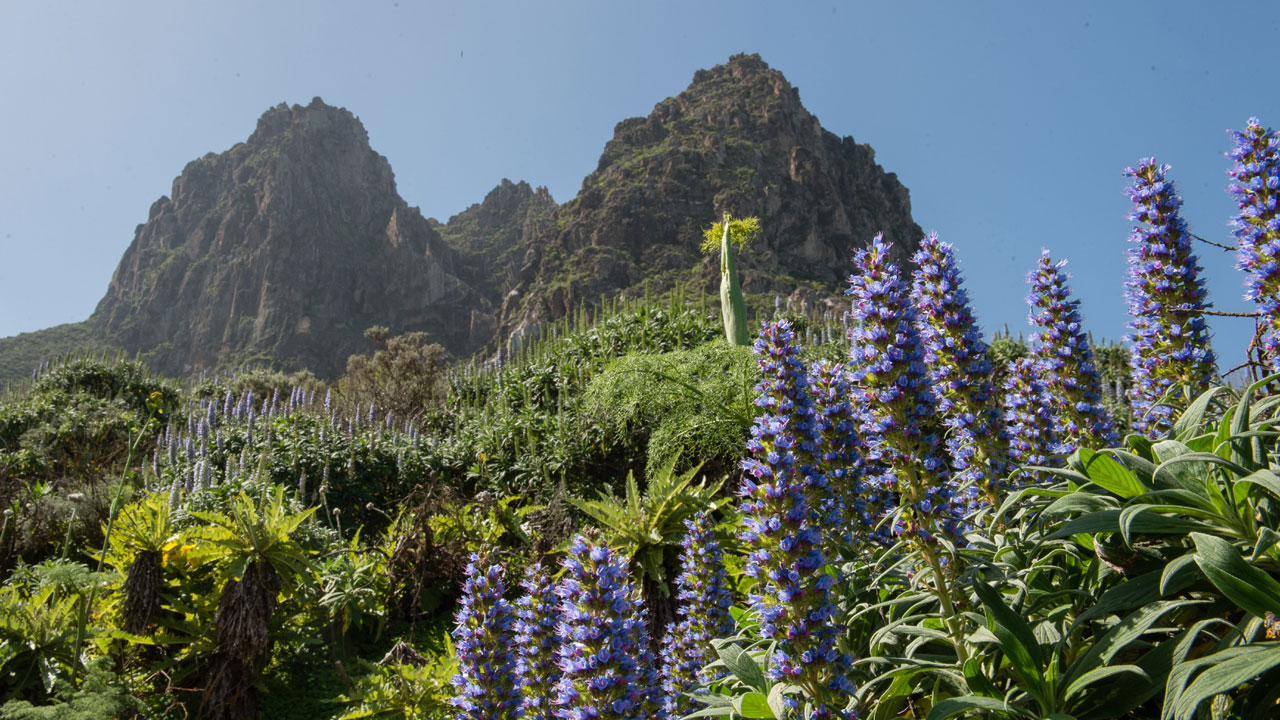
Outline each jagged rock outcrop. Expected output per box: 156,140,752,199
500,53,923,345
90,98,492,378
433,179,557,302
11,54,925,383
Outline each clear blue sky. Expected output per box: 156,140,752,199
1,2,1275,373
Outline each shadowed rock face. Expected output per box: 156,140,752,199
91,98,491,379
498,53,923,346
83,54,922,379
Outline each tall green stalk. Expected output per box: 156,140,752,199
719,218,748,346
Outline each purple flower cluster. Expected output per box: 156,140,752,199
660,512,735,718
1123,159,1217,437
1228,118,1280,364
739,319,853,714
515,562,561,720
846,234,957,540
1001,357,1061,482
807,358,866,545
554,536,661,720
911,233,1009,509
1026,251,1119,453
451,555,522,720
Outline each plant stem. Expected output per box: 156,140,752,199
920,542,969,667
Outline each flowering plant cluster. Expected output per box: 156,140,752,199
1000,356,1060,481
554,535,660,720
660,512,734,718
807,358,866,545
1123,158,1216,437
911,232,1009,509
1026,251,1118,453
450,555,521,720
846,234,957,540
1228,118,1280,364
739,318,853,715
514,562,561,720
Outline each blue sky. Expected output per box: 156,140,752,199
1,2,1275,373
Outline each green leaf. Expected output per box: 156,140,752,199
1064,600,1191,690
1077,448,1147,498
735,692,776,719
1110,450,1158,485
1173,385,1233,438
1233,468,1280,504
1046,509,1213,540
716,642,767,693
766,683,791,720
1160,554,1200,596
1063,664,1147,703
1043,492,1119,516
1192,532,1280,619
924,696,1021,720
971,578,1047,701
1171,643,1280,720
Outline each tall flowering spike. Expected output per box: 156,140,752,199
660,512,735,719
515,562,561,720
1001,357,1062,483
1228,118,1280,365
1026,251,1119,452
1124,159,1217,437
807,358,865,545
451,556,521,720
739,320,854,717
554,536,660,720
746,319,842,534
911,232,1010,508
846,234,957,540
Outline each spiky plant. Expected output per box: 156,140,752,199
740,319,853,716
193,487,315,720
514,562,560,720
912,232,1009,509
1001,356,1062,482
568,460,725,646
846,234,956,540
554,535,659,720
702,213,760,346
660,512,735,718
1123,159,1217,437
451,555,521,720
1026,251,1118,453
1228,117,1280,367
109,493,174,635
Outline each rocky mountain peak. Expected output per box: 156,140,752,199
91,99,489,378
501,53,922,345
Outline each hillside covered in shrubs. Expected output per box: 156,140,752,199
2,119,1280,720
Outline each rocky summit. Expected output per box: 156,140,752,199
3,54,924,382
90,98,490,379
497,53,922,347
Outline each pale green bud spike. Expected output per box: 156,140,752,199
720,214,749,346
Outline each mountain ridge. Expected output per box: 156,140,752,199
1,54,923,383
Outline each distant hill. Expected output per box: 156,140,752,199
0,54,923,382
0,322,112,391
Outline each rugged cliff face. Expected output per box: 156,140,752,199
31,54,925,382
433,179,558,304
498,53,923,345
90,98,491,378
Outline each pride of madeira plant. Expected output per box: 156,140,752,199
738,318,853,718
1228,117,1280,367
1122,158,1216,436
